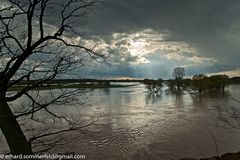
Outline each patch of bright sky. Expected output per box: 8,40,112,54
91,28,217,67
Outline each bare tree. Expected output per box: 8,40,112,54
0,0,102,156
172,67,185,91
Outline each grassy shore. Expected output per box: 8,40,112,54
181,151,240,160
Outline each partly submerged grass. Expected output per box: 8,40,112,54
9,83,135,91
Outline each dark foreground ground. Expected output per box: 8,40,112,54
181,152,240,160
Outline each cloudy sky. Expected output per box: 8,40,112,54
2,0,239,79
74,0,240,79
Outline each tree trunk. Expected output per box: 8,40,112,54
0,100,34,156
176,79,180,91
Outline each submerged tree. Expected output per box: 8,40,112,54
208,74,229,91
143,78,163,94
192,74,208,93
191,74,229,93
172,67,185,91
0,0,101,156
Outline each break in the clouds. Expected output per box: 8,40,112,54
78,0,240,78
80,28,219,79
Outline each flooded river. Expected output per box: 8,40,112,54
1,84,240,160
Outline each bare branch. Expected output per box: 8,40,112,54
29,115,101,143
0,0,103,155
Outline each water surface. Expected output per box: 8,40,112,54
1,84,240,160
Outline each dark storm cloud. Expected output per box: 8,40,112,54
87,0,240,35
89,1,239,51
